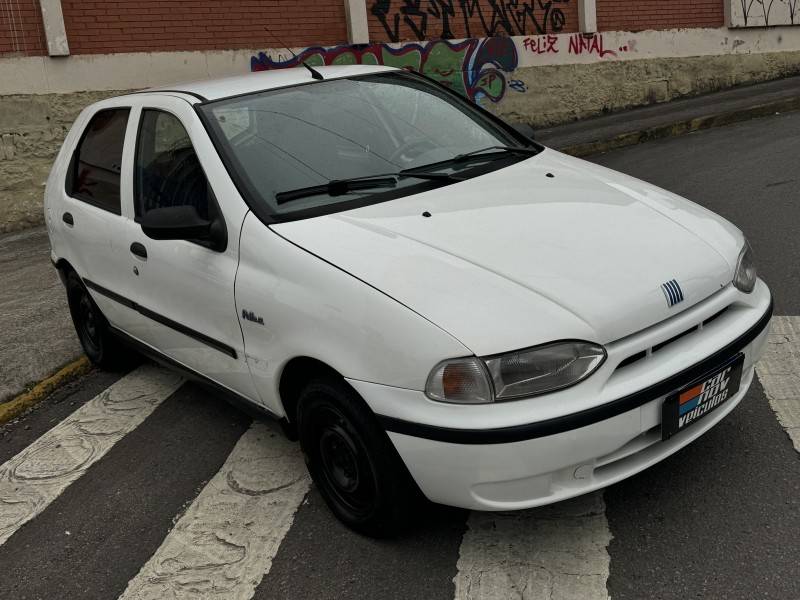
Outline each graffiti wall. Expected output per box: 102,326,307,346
249,25,792,108
251,32,630,105
729,0,799,26
368,0,576,43
252,37,521,103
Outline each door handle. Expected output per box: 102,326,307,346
130,242,148,260
62,212,74,226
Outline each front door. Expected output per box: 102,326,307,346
121,96,258,402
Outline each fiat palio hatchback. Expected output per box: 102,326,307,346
45,65,772,536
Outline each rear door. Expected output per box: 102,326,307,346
57,104,140,331
121,95,258,401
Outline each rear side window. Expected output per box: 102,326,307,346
68,108,130,214
134,109,211,220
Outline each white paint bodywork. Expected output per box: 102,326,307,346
272,148,741,355
44,69,772,511
356,282,770,509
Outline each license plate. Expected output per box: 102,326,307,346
661,354,744,440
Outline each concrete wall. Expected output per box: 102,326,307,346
492,50,800,126
0,91,116,232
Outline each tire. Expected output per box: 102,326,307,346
297,378,421,537
65,270,132,370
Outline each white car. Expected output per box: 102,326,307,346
45,65,772,536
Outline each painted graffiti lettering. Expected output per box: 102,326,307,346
251,37,520,103
568,33,617,57
521,33,630,59
733,0,798,26
522,34,558,54
371,0,572,43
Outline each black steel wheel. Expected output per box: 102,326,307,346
297,378,421,537
65,270,132,370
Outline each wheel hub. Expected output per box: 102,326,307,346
320,427,360,493
78,292,100,352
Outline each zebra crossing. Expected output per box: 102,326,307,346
0,318,798,600
0,365,182,546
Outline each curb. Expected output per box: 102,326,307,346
0,356,91,426
557,96,800,157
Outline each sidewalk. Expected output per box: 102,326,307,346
0,228,82,404
538,75,800,155
0,75,799,408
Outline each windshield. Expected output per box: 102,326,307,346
199,72,534,219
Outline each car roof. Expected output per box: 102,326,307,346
146,64,398,102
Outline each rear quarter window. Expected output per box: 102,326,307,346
66,108,130,214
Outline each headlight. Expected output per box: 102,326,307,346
484,341,606,400
733,241,757,293
425,341,606,404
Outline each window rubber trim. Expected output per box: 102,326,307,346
83,278,237,359
376,296,773,445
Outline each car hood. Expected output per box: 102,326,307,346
271,149,743,356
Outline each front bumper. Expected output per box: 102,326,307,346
348,281,772,511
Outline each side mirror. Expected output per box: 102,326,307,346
511,122,536,141
141,205,226,251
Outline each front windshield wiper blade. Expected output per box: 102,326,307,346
452,145,540,163
276,170,462,205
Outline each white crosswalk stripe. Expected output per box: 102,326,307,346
756,316,800,453
454,493,611,600
0,364,182,547
118,421,310,600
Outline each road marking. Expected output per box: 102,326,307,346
454,492,611,600
756,316,800,452
118,422,310,600
0,364,182,546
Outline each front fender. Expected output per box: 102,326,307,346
235,213,470,417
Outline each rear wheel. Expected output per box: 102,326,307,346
65,270,132,370
297,378,420,537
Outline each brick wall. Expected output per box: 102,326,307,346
596,0,724,32
60,0,348,54
0,0,731,59
368,0,579,43
0,0,46,56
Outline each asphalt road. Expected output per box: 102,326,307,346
0,111,798,600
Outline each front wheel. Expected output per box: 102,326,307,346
297,378,420,537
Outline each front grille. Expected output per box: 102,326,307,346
615,305,731,372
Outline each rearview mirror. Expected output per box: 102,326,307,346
141,205,226,251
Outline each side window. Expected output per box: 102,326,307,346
135,109,211,220
68,108,130,214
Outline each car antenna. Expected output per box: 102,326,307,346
263,26,324,81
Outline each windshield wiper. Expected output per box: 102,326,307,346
452,145,540,163
276,169,462,205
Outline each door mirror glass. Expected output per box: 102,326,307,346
140,205,225,246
